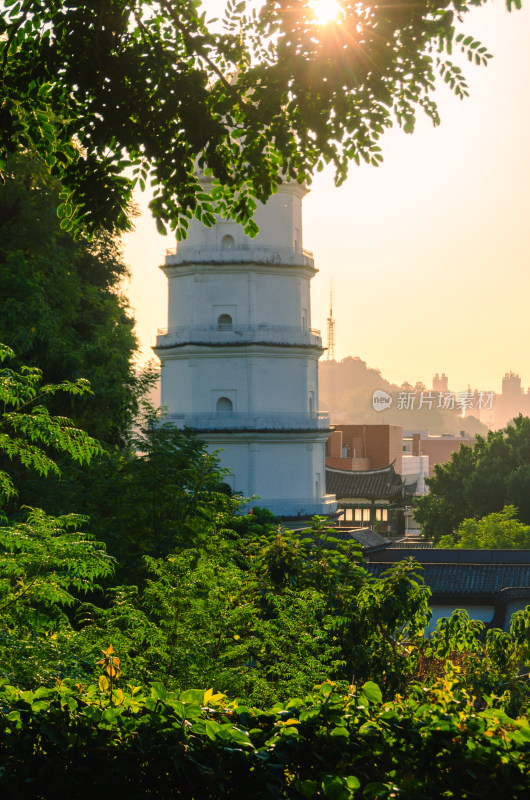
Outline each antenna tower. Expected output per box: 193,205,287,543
327,281,335,361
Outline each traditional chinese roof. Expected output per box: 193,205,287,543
392,541,434,549
373,547,530,564
366,562,530,596
326,462,417,502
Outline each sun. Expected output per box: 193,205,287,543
309,0,344,26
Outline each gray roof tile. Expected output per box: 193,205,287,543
333,527,392,550
326,463,416,501
366,562,530,595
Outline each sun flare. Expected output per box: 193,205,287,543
309,0,344,26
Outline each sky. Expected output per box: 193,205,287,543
122,1,530,395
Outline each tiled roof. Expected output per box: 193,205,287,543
366,562,530,595
392,541,434,549
326,463,415,501
333,527,392,551
392,538,434,550
379,548,530,564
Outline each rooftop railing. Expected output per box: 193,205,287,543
166,411,330,431
164,243,314,267
155,323,322,348
240,495,338,517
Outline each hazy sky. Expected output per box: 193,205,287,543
122,1,530,394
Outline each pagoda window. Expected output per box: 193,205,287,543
216,396,233,413
221,234,235,249
217,313,233,330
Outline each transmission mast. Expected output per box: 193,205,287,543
327,281,335,361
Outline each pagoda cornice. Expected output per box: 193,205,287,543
154,323,323,350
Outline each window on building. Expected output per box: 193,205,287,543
345,508,353,522
217,313,233,330
221,234,235,249
362,509,370,522
354,509,362,523
216,396,233,413
382,508,388,521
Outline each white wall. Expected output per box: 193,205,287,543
504,600,530,631
180,182,307,252
205,433,335,515
165,266,313,330
160,351,321,415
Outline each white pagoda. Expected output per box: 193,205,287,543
153,177,337,518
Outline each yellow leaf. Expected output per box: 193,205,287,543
112,689,124,706
99,675,109,692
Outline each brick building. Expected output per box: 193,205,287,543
405,431,475,478
326,424,402,473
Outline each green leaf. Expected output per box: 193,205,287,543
296,780,318,799
150,681,168,702
180,688,204,705
362,681,382,704
322,774,356,800
330,726,349,739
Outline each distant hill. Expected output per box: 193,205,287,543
320,357,488,436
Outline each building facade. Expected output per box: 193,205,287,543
153,178,337,518
326,424,403,473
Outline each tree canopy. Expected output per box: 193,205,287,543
0,152,148,447
438,505,530,549
414,415,530,541
0,0,514,236
1,345,530,796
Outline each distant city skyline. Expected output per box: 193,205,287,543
122,2,530,396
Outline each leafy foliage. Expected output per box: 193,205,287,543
414,415,530,541
54,527,435,705
0,344,114,677
0,509,113,615
0,0,509,234
0,672,528,799
30,407,243,586
0,153,146,447
438,505,530,549
0,343,103,502
1,347,529,793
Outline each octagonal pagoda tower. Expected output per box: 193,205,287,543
153,178,337,518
